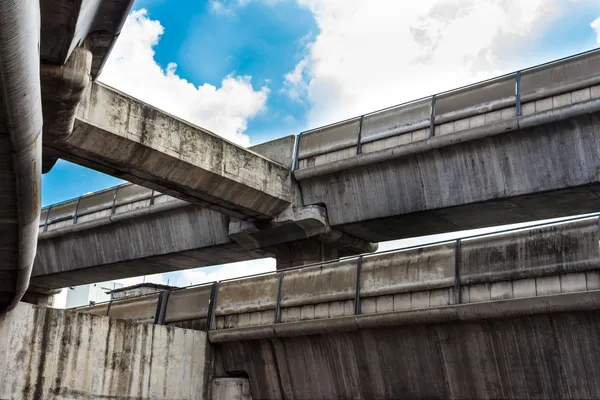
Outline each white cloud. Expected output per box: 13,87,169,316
287,0,585,127
593,17,600,44
284,57,309,101
99,9,269,147
210,0,282,15
171,258,276,287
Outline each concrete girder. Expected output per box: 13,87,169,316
45,82,293,221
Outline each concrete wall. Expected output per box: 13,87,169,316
212,378,253,400
216,309,600,399
0,303,211,399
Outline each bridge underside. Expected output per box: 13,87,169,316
217,308,600,400
32,204,270,290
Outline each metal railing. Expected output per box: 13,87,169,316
40,183,161,232
292,47,600,170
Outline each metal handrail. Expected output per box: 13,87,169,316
293,47,600,168
298,47,600,137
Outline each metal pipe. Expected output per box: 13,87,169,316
0,0,43,312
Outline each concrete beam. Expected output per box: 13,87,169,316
297,101,600,242
33,202,270,290
40,0,134,78
46,82,292,220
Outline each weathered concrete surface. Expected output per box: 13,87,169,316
0,0,133,311
33,203,269,289
298,110,600,242
294,51,600,242
0,302,210,399
0,1,44,312
40,0,133,78
74,216,600,333
216,309,600,400
68,216,600,399
46,82,292,220
212,378,253,400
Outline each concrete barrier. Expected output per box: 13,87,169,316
295,49,600,172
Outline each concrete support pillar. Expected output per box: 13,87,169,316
268,239,343,270
212,378,253,400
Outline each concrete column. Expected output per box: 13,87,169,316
268,239,342,269
212,378,253,400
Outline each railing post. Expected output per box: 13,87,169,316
356,116,364,155
515,71,522,117
292,133,301,171
154,290,170,325
73,196,82,224
429,95,437,137
354,256,363,315
274,272,284,323
206,281,219,330
43,204,52,232
454,240,462,304
111,185,121,215
149,190,155,206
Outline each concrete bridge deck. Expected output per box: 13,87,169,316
33,137,374,290
34,49,600,295
34,184,270,290
74,215,600,399
294,49,600,242
46,82,292,221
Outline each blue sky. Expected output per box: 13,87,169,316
47,0,600,302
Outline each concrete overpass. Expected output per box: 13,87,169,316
33,48,600,295
73,215,600,399
44,81,293,221
33,138,375,291
0,0,367,308
294,49,600,242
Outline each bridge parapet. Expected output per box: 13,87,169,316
74,216,600,338
294,49,600,173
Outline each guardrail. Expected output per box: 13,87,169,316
73,213,600,330
39,183,182,233
293,47,600,171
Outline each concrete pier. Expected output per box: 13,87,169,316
0,303,210,399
